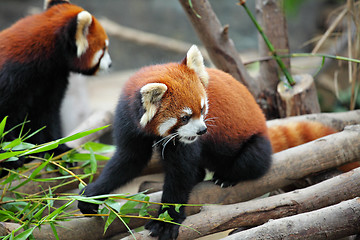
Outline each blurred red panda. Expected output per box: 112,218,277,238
0,0,111,169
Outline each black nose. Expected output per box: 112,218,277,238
197,127,207,135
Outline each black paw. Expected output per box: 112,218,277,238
212,177,237,188
77,199,99,215
145,220,180,240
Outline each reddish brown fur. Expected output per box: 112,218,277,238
268,121,336,153
0,4,108,69
202,68,268,149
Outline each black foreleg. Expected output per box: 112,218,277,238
78,136,154,214
145,142,204,240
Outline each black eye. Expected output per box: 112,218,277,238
201,107,205,115
181,115,191,123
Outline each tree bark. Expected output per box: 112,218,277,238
277,74,321,117
256,0,291,87
223,198,360,240
178,0,261,97
256,0,291,119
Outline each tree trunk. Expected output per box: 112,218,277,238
256,0,291,119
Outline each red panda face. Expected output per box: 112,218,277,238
71,11,112,75
139,45,209,144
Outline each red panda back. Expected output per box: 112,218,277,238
203,68,268,148
0,4,81,66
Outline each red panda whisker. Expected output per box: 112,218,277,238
161,133,179,159
152,132,178,148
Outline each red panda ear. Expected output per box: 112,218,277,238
139,83,168,127
75,11,93,57
185,45,209,87
44,0,70,10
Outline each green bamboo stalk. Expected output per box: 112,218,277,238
238,0,296,86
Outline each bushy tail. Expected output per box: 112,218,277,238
268,121,336,153
268,121,359,172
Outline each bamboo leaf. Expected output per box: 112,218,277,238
0,150,27,161
103,211,117,234
50,222,60,240
2,139,22,150
83,142,115,153
57,125,109,144
20,142,59,156
13,226,36,240
70,153,110,161
0,116,7,138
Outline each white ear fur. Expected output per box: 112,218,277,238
75,11,92,57
186,45,209,87
139,83,168,127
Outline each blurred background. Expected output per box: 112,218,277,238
0,0,356,134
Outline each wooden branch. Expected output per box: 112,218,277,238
267,109,360,131
123,167,360,239
223,198,360,240
178,0,261,97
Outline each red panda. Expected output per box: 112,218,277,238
78,45,348,239
79,45,272,239
0,0,111,169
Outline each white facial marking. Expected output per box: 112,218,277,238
202,96,209,115
158,118,177,136
99,50,112,70
177,118,207,144
92,49,104,66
